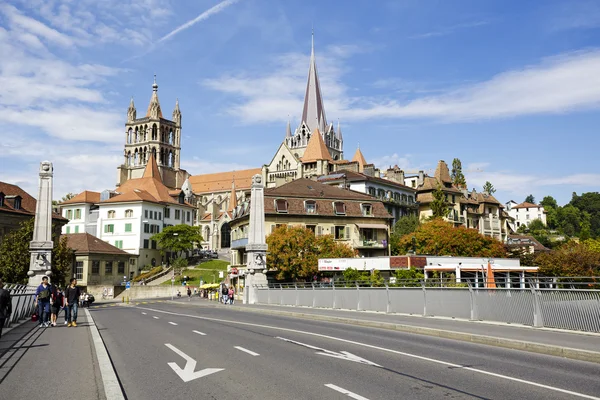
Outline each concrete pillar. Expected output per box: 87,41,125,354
28,161,54,286
244,174,268,304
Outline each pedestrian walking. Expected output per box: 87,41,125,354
187,287,192,301
0,278,12,339
64,278,81,327
35,276,52,328
50,285,64,327
221,284,228,304
228,287,234,305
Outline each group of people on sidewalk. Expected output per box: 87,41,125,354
34,276,81,328
221,283,235,305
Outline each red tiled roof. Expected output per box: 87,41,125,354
513,202,541,209
0,181,66,221
189,168,261,194
301,128,333,162
61,191,101,205
64,233,130,255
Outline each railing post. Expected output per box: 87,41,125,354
280,284,283,306
468,281,478,321
529,280,544,328
385,282,391,313
295,283,298,307
267,284,271,304
332,281,336,309
422,280,427,316
356,282,361,311
312,283,316,308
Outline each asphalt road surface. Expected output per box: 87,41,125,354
89,299,600,400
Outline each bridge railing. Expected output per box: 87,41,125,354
2,284,37,330
250,277,600,333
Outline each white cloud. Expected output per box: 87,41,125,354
0,4,76,47
205,47,600,124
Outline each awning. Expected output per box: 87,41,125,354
355,224,389,230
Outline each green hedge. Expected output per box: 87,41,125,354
132,266,163,282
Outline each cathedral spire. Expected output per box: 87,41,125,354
172,98,181,125
146,74,163,119
127,96,136,122
337,119,343,141
286,118,292,138
301,31,327,134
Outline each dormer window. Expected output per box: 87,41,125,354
333,201,346,215
13,196,21,210
0,192,4,207
361,203,372,216
275,199,288,213
305,200,316,214
179,192,185,204
107,210,116,219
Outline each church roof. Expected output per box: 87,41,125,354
351,148,367,172
146,75,163,119
61,191,101,205
301,128,332,162
301,33,327,133
434,160,452,184
189,168,261,194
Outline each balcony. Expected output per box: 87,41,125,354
231,237,248,249
352,239,387,249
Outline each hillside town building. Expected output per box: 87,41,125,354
505,201,547,228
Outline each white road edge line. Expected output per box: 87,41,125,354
169,322,178,326
193,330,206,336
137,306,600,400
325,384,369,400
84,308,125,400
234,346,260,356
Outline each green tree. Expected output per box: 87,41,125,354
0,218,74,284
482,181,496,194
536,241,600,277
556,205,582,237
430,184,450,219
52,192,75,206
540,196,558,209
390,215,420,255
525,194,536,204
150,224,203,265
451,158,467,188
570,192,600,238
393,267,424,287
394,219,507,258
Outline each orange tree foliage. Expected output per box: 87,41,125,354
535,240,600,277
395,218,507,258
266,225,355,281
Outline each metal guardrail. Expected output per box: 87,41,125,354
250,277,600,333
144,266,174,284
2,284,37,331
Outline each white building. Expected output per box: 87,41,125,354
61,154,196,274
505,201,546,229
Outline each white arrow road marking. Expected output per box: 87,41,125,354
164,343,224,383
193,330,206,336
169,322,178,325
153,316,159,319
234,346,260,356
325,384,370,400
276,337,380,367
142,312,147,315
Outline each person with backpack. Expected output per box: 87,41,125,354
50,286,64,327
0,278,12,339
228,287,234,305
64,278,81,327
35,276,52,328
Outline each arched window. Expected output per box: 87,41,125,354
152,147,157,160
169,129,174,144
168,150,173,167
134,127,139,143
220,223,231,248
134,149,139,165
143,147,148,164
152,124,157,140
127,128,132,144
127,151,132,166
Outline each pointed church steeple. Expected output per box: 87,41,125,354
286,119,292,138
337,119,343,141
302,128,333,162
301,31,327,134
143,153,162,180
127,96,136,122
146,75,163,119
351,146,367,172
172,98,181,125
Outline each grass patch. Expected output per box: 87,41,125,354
161,260,229,287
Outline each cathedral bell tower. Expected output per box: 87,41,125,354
117,76,185,189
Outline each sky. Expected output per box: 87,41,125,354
1,0,599,206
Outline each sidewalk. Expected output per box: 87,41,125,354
181,298,600,364
0,308,107,400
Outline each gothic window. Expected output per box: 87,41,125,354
143,147,148,164
152,124,157,140
169,150,174,167
169,129,174,144
205,226,210,239
134,149,139,165
127,151,132,166
134,127,139,143
128,128,132,144
152,147,156,160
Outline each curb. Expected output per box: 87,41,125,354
168,300,600,364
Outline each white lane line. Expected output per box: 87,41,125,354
142,312,147,315
169,322,178,326
84,308,126,400
193,330,206,336
234,346,260,356
153,316,159,319
325,384,369,400
137,306,600,400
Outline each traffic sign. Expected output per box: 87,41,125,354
125,281,131,290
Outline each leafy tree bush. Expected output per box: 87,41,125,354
535,241,600,277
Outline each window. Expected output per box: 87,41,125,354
118,262,125,274
316,226,323,236
452,195,455,203
151,240,157,249
108,210,116,219
538,214,542,219
145,210,149,219
91,261,100,274
187,211,190,222
368,187,376,196
526,208,529,212
159,212,162,220
74,225,79,233
75,209,81,219
305,200,316,214
516,215,519,220
66,226,70,234
125,209,133,218
526,214,530,220
104,224,114,233
154,211,158,219
0,193,4,207
175,210,181,219
275,199,288,213
67,209,73,219
333,202,346,215
306,225,316,233
362,204,372,216
164,208,170,218
124,223,132,233
14,197,21,210
334,226,347,240
105,262,113,274
115,240,123,249
143,239,149,249
75,261,83,280
144,223,149,233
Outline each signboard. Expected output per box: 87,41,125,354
125,281,131,290
218,271,224,278
318,257,391,272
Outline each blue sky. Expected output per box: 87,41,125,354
1,0,599,206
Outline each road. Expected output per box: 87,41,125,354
89,298,600,400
